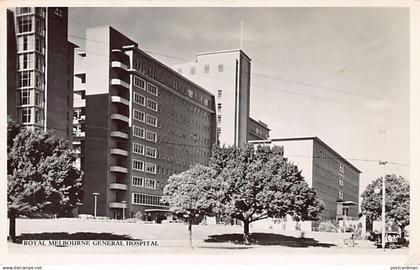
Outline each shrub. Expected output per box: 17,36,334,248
317,220,339,232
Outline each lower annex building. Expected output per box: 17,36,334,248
74,26,216,219
251,137,361,221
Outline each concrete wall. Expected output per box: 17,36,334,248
173,50,250,147
80,94,110,216
46,7,73,140
312,139,360,219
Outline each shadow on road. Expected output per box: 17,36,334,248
14,232,139,244
205,233,336,248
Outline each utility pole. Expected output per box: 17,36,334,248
379,129,387,251
379,160,388,251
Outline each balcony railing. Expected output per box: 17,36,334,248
109,183,128,191
111,96,129,106
110,166,128,174
111,79,129,89
111,61,129,71
110,131,128,139
110,148,128,156
110,113,129,123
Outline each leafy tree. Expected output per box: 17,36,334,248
210,144,324,244
361,174,409,240
162,164,223,246
7,118,83,242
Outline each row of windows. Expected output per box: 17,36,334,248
132,142,157,158
18,53,44,72
17,16,45,36
20,107,43,124
132,193,165,206
18,70,44,89
177,64,224,75
18,89,43,106
132,176,156,189
133,125,157,142
133,92,158,112
132,159,157,174
17,35,44,54
133,109,158,127
133,75,158,96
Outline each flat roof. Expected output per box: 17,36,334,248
251,136,362,173
197,49,252,62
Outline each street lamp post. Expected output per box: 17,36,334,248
122,201,127,220
92,193,99,218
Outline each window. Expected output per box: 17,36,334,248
17,35,35,52
217,89,222,98
339,163,344,173
133,125,145,138
190,67,196,75
133,92,145,106
217,115,222,124
18,53,34,70
35,36,43,53
17,7,32,15
204,98,209,107
132,193,164,206
146,130,157,142
34,109,42,124
145,162,157,174
18,16,33,33
21,108,31,123
217,103,222,111
144,179,157,189
133,109,145,122
204,65,210,73
133,76,145,90
132,142,144,155
132,176,144,187
218,64,224,72
35,72,43,89
132,159,144,171
339,176,344,187
146,114,157,127
20,89,31,105
145,146,157,158
146,83,158,96
35,91,42,106
19,70,33,87
338,190,344,200
35,55,44,72
187,89,194,98
146,98,158,111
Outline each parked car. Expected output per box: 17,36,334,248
375,232,403,249
78,214,94,219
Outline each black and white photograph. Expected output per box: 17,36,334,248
2,1,419,269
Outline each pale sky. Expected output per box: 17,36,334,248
68,7,409,194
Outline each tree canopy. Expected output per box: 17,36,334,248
162,164,224,243
361,174,409,237
7,118,83,241
211,144,324,243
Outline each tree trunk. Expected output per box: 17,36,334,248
9,212,16,243
400,226,406,243
188,219,193,248
243,219,250,245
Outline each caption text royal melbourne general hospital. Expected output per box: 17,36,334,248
8,6,373,231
